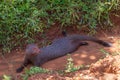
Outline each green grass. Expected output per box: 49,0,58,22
2,75,11,80
65,54,80,73
23,67,49,80
0,0,45,53
100,49,110,56
65,54,89,73
0,0,120,53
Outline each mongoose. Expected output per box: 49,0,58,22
16,34,111,73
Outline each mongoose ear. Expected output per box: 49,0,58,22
62,30,67,36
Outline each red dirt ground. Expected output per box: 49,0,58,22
0,14,120,80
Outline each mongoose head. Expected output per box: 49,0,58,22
25,43,40,56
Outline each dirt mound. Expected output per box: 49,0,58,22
28,55,120,80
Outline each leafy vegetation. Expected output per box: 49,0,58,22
0,0,120,53
0,0,45,53
100,49,110,56
65,54,89,73
65,54,81,73
23,67,49,80
2,75,11,80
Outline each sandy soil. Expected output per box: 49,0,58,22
0,13,120,80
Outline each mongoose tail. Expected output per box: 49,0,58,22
70,35,112,47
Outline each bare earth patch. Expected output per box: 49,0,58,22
0,14,120,80
28,55,120,80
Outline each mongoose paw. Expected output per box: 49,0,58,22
16,67,23,73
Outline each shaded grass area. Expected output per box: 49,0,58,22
0,0,120,53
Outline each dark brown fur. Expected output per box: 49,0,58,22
16,35,111,73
